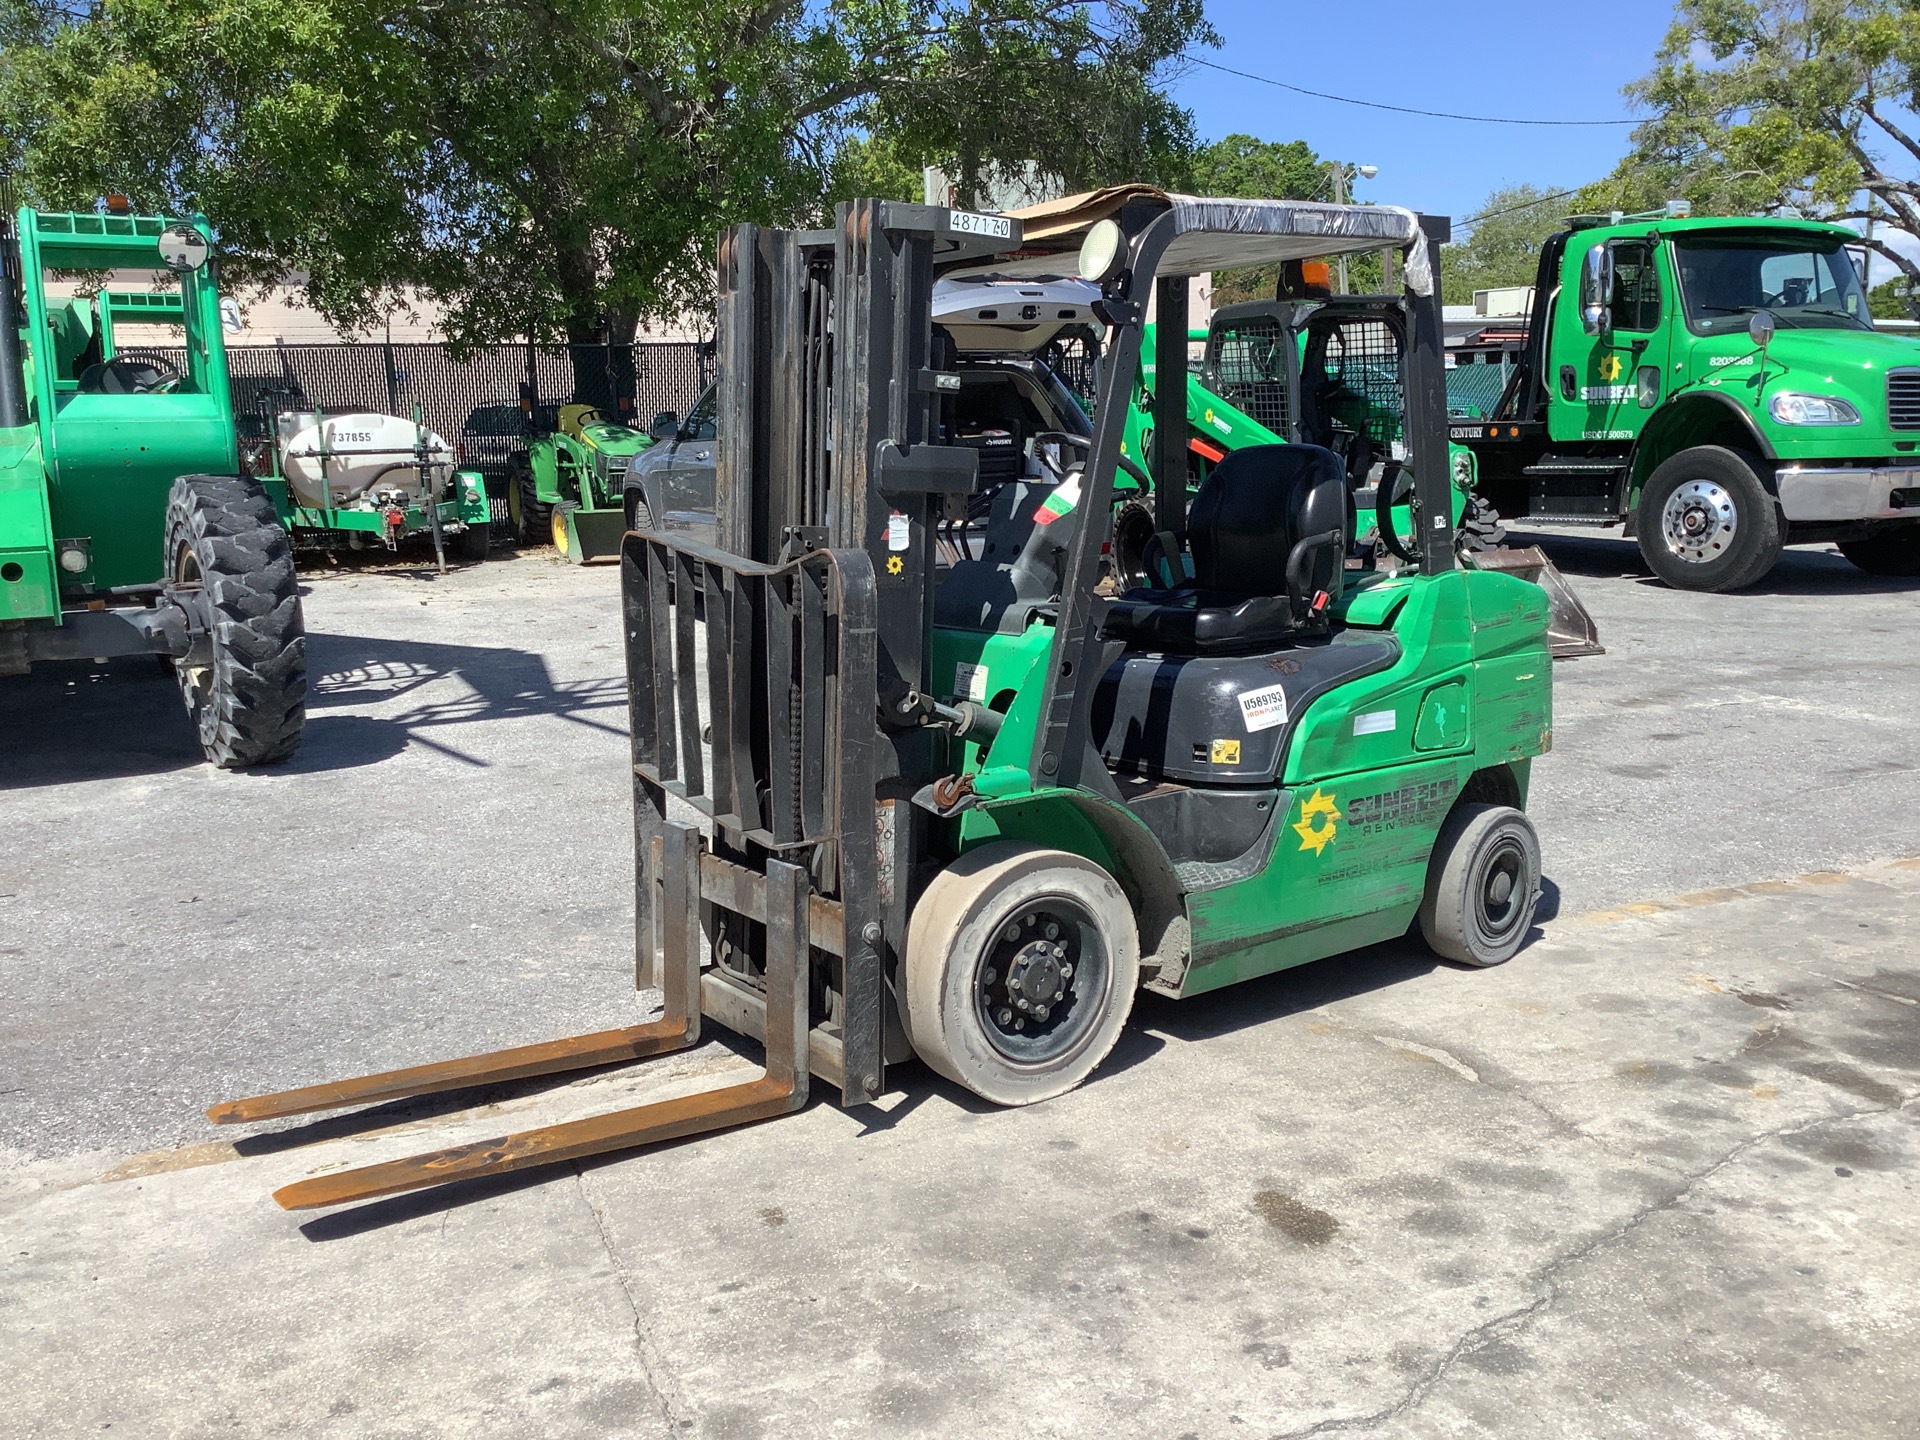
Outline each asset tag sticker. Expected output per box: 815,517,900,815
1210,738,1242,765
952,661,989,703
1237,683,1290,733
887,511,910,551
1353,709,1396,736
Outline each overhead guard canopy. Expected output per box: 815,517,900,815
955,185,1435,295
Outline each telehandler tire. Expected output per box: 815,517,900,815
1418,803,1541,967
1635,447,1781,592
163,473,307,768
903,843,1139,1106
1838,526,1920,577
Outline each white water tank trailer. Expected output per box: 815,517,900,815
275,410,455,510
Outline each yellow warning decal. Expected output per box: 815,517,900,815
1293,787,1341,854
1209,738,1241,765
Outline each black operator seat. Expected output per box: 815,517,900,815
1101,443,1349,656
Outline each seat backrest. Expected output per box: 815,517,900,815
1187,444,1347,596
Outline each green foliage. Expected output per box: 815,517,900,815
1439,184,1568,307
1188,134,1335,304
1,0,1212,343
1869,274,1917,319
1596,0,1920,289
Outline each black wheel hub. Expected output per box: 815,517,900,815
974,903,1104,1064
1476,842,1527,941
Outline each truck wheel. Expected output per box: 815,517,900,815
903,843,1139,1106
164,474,307,769
454,520,491,563
624,489,652,534
1418,803,1541,967
1838,527,1920,576
508,453,550,546
1635,446,1781,592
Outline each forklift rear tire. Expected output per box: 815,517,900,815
1635,447,1781,592
1838,526,1920,576
164,473,307,769
904,844,1139,1106
1418,803,1541,968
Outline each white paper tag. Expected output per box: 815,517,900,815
953,661,989,703
1353,709,1396,736
1238,683,1290,733
887,511,910,551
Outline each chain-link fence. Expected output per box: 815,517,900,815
1445,357,1515,420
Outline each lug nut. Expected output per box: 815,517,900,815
1043,922,1060,941
1003,923,1021,944
1014,1018,1026,1030
983,967,997,985
997,1007,1014,1026
1060,963,1073,979
1052,989,1063,1002
1016,997,1029,1011
1035,1005,1050,1021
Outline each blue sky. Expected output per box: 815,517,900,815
1163,0,1678,227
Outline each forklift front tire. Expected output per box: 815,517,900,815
904,844,1139,1106
1418,804,1541,968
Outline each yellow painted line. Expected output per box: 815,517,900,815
1563,855,1919,931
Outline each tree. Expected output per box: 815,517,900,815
1,0,1211,352
1591,0,1920,296
1439,184,1570,307
1187,134,1338,303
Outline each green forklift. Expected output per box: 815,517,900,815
213,191,1557,1208
0,206,305,766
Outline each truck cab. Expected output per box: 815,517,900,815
1459,206,1920,589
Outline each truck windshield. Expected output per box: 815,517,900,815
1672,234,1872,335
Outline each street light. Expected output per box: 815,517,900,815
1328,162,1378,292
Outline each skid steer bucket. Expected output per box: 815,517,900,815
1469,545,1605,658
209,532,879,1209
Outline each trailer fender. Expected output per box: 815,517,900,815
971,790,1189,988
1627,394,1777,507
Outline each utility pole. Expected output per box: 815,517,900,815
1329,162,1350,293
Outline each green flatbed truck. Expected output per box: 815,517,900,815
1459,203,1920,590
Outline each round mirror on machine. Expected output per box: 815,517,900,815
157,224,211,273
1077,218,1124,284
1748,309,1777,349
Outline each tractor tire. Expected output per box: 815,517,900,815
507,452,550,547
163,473,307,769
1418,803,1541,967
1838,526,1920,576
455,519,491,563
1635,446,1782,592
551,501,584,564
1456,492,1508,554
902,843,1139,1106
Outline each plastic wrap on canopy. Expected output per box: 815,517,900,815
1165,197,1433,296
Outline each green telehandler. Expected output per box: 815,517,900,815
0,206,305,766
213,190,1558,1210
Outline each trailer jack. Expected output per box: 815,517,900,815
209,823,812,1211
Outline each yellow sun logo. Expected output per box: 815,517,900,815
1293,788,1342,854
1598,354,1623,382
886,555,904,575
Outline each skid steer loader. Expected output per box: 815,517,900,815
214,190,1557,1210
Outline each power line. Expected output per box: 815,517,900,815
1181,55,1637,128
1453,187,1588,235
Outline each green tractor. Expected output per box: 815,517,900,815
506,401,658,562
214,191,1562,1211
0,206,304,767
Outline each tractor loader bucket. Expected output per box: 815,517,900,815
554,504,629,564
1469,546,1605,659
211,530,879,1211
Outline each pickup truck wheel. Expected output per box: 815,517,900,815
1419,803,1541,967
624,489,652,534
164,474,307,768
1838,526,1920,576
1636,446,1781,592
903,844,1139,1107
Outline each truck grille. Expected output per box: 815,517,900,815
1890,369,1920,431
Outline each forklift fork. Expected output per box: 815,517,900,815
209,822,813,1211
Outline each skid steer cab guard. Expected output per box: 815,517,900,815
215,190,1557,1210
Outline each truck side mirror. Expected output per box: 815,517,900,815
1580,244,1614,338
1747,309,1776,350
648,410,679,442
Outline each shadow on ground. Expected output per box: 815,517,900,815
1510,527,1920,596
0,630,627,789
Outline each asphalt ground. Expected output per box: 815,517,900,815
3,529,1917,1437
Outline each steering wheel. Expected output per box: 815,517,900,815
82,352,183,395
1031,431,1091,483
1375,461,1420,563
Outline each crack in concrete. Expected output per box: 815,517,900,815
574,1165,686,1431
1264,1094,1916,1439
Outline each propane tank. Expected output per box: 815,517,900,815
276,410,454,509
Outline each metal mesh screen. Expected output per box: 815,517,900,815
1318,319,1403,450
1204,315,1290,430
1038,328,1101,408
